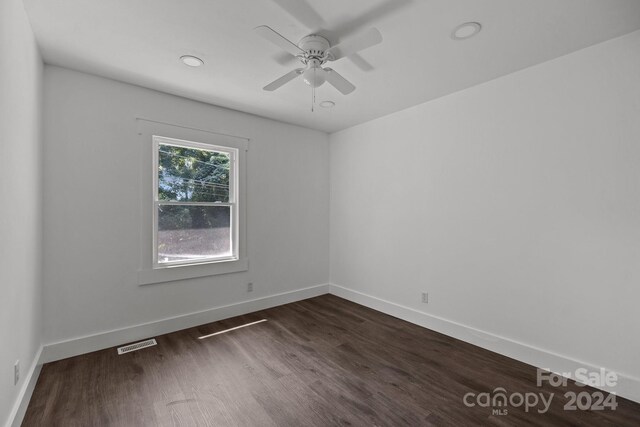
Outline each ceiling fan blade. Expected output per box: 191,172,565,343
263,69,303,91
273,51,299,66
254,25,303,57
269,0,325,30
349,53,374,72
324,68,356,95
327,27,382,61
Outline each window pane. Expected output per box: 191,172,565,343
158,144,230,203
157,205,231,263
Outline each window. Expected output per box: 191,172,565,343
136,119,248,285
153,136,239,267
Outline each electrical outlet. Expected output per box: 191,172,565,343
247,282,253,292
421,292,429,304
14,360,20,385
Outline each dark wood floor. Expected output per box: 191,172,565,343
23,295,640,426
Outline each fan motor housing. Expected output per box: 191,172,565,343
298,35,330,58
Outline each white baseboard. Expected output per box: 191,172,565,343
329,284,640,404
41,284,329,364
5,345,43,427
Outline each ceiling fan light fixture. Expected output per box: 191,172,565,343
451,22,482,40
180,55,204,67
254,25,374,95
302,63,326,88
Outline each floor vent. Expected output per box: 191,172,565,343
117,339,157,355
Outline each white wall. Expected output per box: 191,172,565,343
0,0,43,424
330,30,640,384
43,66,329,345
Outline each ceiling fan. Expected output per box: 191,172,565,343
254,25,383,95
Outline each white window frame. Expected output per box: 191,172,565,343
136,119,248,285
152,136,239,268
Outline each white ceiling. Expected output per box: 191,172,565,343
24,0,640,133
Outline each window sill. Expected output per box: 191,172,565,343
138,257,248,285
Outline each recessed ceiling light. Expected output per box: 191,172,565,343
180,55,204,67
319,100,335,108
451,22,482,40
